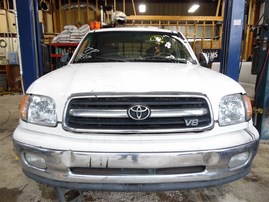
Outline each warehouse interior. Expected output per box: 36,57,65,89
0,0,269,201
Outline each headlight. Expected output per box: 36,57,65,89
218,94,252,126
20,94,57,127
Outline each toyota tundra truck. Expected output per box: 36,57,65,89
13,27,259,191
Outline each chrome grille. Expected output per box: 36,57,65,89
63,94,213,133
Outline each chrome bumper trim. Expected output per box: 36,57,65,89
14,139,259,190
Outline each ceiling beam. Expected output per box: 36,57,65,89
127,15,223,22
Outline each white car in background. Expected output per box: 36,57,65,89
13,27,259,191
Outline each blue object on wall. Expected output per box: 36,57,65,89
8,52,18,64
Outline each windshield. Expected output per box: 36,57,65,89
72,31,196,64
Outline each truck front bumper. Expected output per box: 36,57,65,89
13,136,259,191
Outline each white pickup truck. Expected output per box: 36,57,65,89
13,27,259,191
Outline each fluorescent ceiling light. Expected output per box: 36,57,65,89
139,4,146,13
188,4,200,13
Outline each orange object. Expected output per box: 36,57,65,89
90,21,101,30
243,95,253,121
20,95,30,121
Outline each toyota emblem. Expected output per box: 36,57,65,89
127,105,151,120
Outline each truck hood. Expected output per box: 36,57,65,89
27,62,245,119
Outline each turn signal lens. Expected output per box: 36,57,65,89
20,95,30,121
243,95,252,121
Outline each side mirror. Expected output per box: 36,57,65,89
199,52,209,68
59,53,70,67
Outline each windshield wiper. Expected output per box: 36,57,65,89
93,56,129,62
134,56,187,63
78,47,100,60
74,56,128,63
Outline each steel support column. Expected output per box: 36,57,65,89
15,0,43,90
253,0,269,139
220,0,245,81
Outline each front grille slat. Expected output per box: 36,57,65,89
64,94,213,133
69,108,208,118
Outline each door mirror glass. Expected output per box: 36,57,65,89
199,52,209,68
60,53,70,67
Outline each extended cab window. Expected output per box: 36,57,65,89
72,31,195,64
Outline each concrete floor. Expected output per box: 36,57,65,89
1,94,269,202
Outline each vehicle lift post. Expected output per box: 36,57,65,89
252,0,269,139
15,1,83,200
15,0,44,91
220,0,245,81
